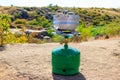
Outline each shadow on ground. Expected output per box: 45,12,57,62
0,46,6,51
52,73,86,80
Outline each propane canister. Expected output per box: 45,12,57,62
52,44,80,75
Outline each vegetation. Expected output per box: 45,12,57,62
0,14,11,46
0,5,120,44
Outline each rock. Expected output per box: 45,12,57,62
43,36,50,39
25,29,49,39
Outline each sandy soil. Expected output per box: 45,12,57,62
0,39,120,80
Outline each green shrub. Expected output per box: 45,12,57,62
77,22,92,41
80,27,92,41
52,35,63,42
29,16,52,28
47,28,54,37
14,19,28,25
0,14,12,46
91,26,106,36
105,22,120,36
29,19,38,25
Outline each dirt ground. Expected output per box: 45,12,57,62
0,39,120,80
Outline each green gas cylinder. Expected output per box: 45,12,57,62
52,44,80,75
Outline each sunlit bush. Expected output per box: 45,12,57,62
14,19,28,25
4,33,16,44
52,35,63,42
0,14,12,46
15,35,28,43
105,22,120,36
77,22,92,41
4,33,28,44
